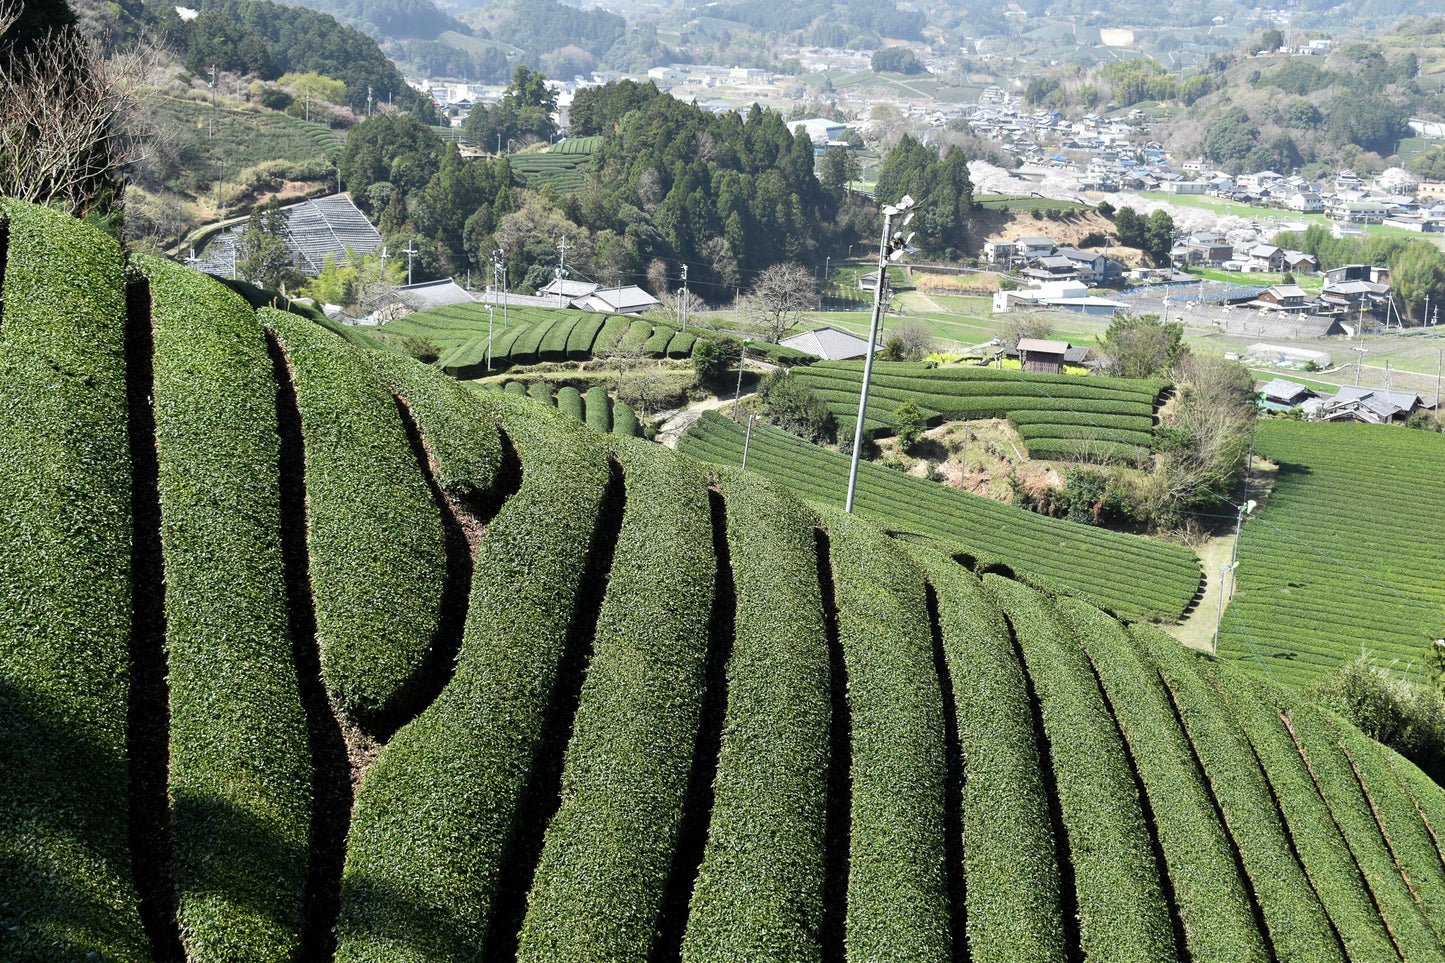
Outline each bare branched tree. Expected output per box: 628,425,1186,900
0,2,158,218
748,261,818,342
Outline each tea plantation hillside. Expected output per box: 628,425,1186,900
1218,420,1445,688
5,200,1445,962
791,361,1170,463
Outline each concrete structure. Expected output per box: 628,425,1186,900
781,326,876,361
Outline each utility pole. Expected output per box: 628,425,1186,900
1356,344,1366,386
556,237,568,306
402,240,416,286
733,340,751,422
1435,349,1441,416
215,158,226,217
494,249,508,328
741,413,758,469
680,264,689,331
305,93,310,123
846,194,918,514
367,85,374,118
486,304,495,371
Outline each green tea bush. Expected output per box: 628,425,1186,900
613,399,642,437
643,323,678,357
1138,627,1346,962
824,510,952,962
539,316,579,363
556,385,584,421
364,351,504,506
140,257,310,960
986,578,1174,962
912,551,1065,962
585,386,612,433
260,309,446,728
592,314,631,355
337,396,615,963
680,470,832,960
565,314,605,360
0,200,149,961
517,440,716,961
1057,599,1268,962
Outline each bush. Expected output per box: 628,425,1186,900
681,471,832,959
1309,656,1445,785
338,396,617,962
556,385,584,421
138,256,310,959
516,441,716,960
757,369,836,444
260,308,447,729
0,200,149,960
693,335,742,384
894,399,926,452
585,386,612,433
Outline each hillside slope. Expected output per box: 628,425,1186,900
2,201,1444,962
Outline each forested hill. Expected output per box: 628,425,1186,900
157,0,437,121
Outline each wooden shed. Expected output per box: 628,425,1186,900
1016,338,1071,374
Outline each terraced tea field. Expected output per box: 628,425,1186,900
4,200,1445,963
1218,420,1445,688
679,411,1198,623
791,360,1167,464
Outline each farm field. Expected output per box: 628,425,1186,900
789,360,1166,462
5,200,1445,962
1218,420,1445,688
678,410,1198,622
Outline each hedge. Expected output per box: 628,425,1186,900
1023,438,1150,465
0,200,150,960
1137,627,1347,962
667,329,697,359
539,316,579,363
527,382,555,406
822,509,952,962
643,322,677,357
1209,669,1414,960
679,469,832,960
260,309,447,729
585,386,612,433
505,380,529,397
336,395,617,963
1336,728,1445,946
565,314,605,359
364,351,504,507
619,317,653,353
508,318,560,366
613,399,642,437
911,551,1065,962
556,385,584,421
592,314,631,355
1220,670,1443,958
985,578,1174,963
516,439,716,961
1056,599,1268,963
140,257,311,959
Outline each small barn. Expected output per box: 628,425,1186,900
1015,338,1073,374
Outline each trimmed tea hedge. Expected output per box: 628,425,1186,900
516,439,716,961
680,469,832,960
985,578,1174,963
613,399,642,437
678,411,1200,623
667,329,697,358
527,382,554,406
1056,599,1267,963
261,308,446,728
365,351,504,505
565,314,605,360
912,550,1065,962
1138,627,1347,962
592,314,631,355
140,256,310,960
539,316,579,363
823,510,952,962
337,396,616,963
643,323,678,357
585,386,612,433
619,317,653,353
556,385,584,421
0,201,149,961
1218,421,1445,688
